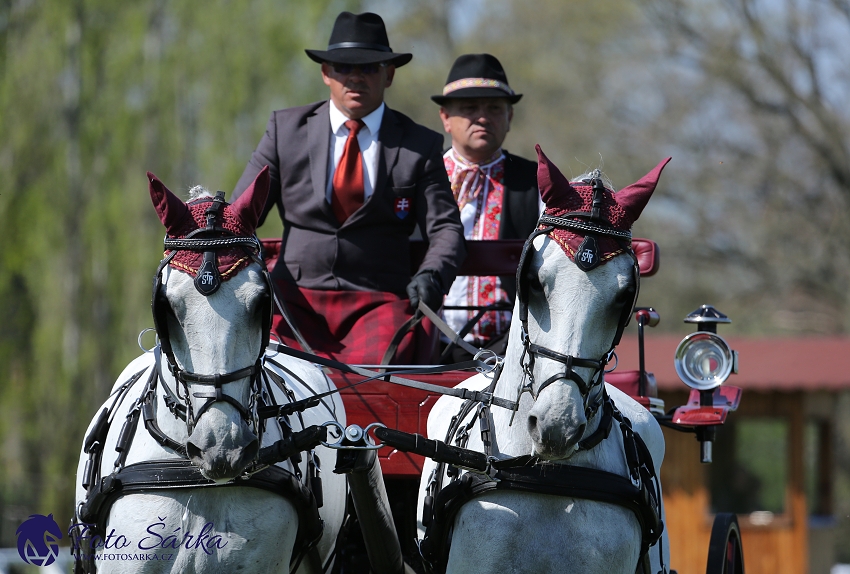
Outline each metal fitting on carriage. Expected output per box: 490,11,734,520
675,306,737,392
674,305,739,464
321,422,386,450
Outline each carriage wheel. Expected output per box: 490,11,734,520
706,513,745,574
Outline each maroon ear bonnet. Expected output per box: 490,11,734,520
148,166,270,279
535,145,670,264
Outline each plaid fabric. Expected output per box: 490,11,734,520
272,280,420,364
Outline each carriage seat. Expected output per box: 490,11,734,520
605,370,665,415
605,370,658,397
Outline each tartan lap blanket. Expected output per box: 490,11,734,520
272,279,431,365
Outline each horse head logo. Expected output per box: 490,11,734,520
16,513,62,566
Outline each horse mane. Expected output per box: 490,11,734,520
571,168,614,191
188,185,212,200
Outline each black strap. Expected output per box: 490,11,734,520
176,363,258,385
78,459,323,561
416,300,483,358
374,427,488,472
378,309,425,368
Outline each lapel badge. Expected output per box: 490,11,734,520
394,197,411,219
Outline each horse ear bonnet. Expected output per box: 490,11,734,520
230,166,271,232
534,145,670,266
149,172,191,235
149,167,274,363
148,167,270,280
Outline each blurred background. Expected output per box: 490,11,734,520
1,0,848,570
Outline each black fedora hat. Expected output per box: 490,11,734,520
305,12,412,67
431,54,522,105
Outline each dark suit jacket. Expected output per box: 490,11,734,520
499,151,540,301
233,101,466,295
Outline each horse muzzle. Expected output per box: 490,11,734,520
526,390,587,460
185,404,259,480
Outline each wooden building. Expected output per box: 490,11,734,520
616,335,850,574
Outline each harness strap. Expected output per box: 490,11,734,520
416,300,483,357
418,461,662,571
268,343,516,410
141,399,187,456
378,309,426,368
374,427,488,472
177,363,259,385
75,459,323,561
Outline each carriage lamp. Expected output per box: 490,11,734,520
674,305,738,391
675,305,739,463
674,332,736,391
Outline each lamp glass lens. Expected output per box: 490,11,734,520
683,340,727,381
674,332,733,390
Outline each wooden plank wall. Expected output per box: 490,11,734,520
658,390,807,574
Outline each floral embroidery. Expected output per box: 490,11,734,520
444,149,511,343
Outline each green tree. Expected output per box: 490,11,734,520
0,0,355,541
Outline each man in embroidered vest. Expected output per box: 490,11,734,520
432,54,541,360
232,12,465,364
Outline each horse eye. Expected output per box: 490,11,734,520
615,284,635,307
526,271,543,292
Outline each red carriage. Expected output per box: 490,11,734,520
260,237,745,574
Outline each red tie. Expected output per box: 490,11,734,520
331,119,365,223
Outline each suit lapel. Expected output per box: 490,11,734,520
307,101,334,220
374,107,402,201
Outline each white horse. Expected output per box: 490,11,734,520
417,147,672,574
73,167,346,573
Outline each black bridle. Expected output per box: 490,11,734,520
514,178,640,416
151,191,274,433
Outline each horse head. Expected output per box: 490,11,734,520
148,167,271,480
518,146,669,460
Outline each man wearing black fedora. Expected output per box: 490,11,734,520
232,12,465,364
433,53,541,361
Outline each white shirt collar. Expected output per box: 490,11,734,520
329,100,385,137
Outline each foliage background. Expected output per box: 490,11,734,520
1,0,848,562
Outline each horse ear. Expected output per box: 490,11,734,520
616,158,672,221
148,172,191,234
230,166,270,232
536,144,579,208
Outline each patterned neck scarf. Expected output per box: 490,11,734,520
445,148,505,213
443,148,510,344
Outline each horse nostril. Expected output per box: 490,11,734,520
185,441,201,461
527,415,538,431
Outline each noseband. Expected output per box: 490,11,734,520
151,191,274,433
515,178,640,416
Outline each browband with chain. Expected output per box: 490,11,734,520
537,214,632,241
